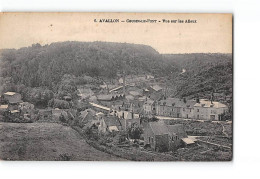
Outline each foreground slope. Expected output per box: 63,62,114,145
0,122,124,161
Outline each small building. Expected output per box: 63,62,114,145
193,99,228,121
146,85,163,101
0,104,8,114
116,110,140,131
143,121,188,152
148,85,163,93
155,98,184,118
97,94,125,102
98,116,122,133
79,108,97,127
2,92,22,104
143,98,155,117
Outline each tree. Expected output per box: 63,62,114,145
127,122,143,140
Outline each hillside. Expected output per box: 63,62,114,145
0,41,178,90
0,42,232,105
0,122,125,161
162,53,233,101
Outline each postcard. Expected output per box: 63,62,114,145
0,12,232,161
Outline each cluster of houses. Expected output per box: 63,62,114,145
0,92,34,120
80,102,194,151
143,97,228,121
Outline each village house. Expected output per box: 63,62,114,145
193,99,228,121
155,98,184,118
155,97,228,120
0,104,8,115
1,92,22,104
143,121,189,151
111,104,140,131
142,98,155,117
79,108,97,127
98,116,122,133
181,99,197,119
146,85,163,101
1,92,23,111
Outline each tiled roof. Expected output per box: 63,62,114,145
167,124,187,138
0,105,8,109
4,92,16,96
158,98,196,108
149,122,187,138
194,99,227,108
149,122,169,135
150,85,163,91
104,116,122,127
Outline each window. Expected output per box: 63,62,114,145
151,137,154,144
183,108,185,111
190,109,192,112
197,109,199,112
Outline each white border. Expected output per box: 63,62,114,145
1,0,260,179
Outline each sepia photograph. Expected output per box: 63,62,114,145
0,12,232,161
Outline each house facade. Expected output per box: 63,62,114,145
155,98,184,118
143,98,155,117
193,99,228,121
155,97,228,121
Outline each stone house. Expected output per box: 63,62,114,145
98,116,122,133
193,99,228,121
143,121,187,151
155,98,184,118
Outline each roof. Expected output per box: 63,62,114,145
182,137,195,144
90,102,110,111
104,116,122,127
144,99,154,105
11,110,19,113
9,99,23,104
129,91,141,96
148,122,187,138
158,98,184,108
97,94,113,101
80,109,96,120
138,96,147,101
149,122,169,135
158,98,196,108
150,85,163,92
194,99,227,108
4,92,16,96
96,112,104,116
125,95,134,101
108,126,119,132
0,105,8,109
167,124,187,138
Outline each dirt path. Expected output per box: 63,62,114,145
0,122,125,161
220,123,229,137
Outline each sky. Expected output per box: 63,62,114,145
0,12,232,54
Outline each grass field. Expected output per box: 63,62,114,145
0,122,125,161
